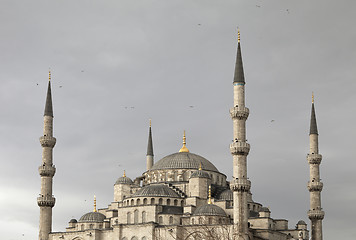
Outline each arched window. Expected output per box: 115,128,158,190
159,198,163,205
127,212,131,224
99,224,102,229
142,211,147,223
192,218,195,225
143,198,147,205
198,217,202,224
169,216,173,224
137,199,141,205
167,199,171,206
181,200,184,207
151,198,155,205
218,218,222,224
174,199,178,206
81,224,84,230
131,199,134,206
134,210,139,224
89,224,93,229
158,216,163,224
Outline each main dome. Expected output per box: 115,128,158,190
150,152,219,173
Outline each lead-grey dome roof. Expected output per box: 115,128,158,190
190,169,211,179
151,152,219,172
259,207,270,213
79,212,106,222
297,220,307,225
218,189,233,201
193,204,227,216
115,176,133,185
132,184,180,198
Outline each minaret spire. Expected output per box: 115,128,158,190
146,119,154,170
229,29,251,240
307,94,324,240
38,72,57,240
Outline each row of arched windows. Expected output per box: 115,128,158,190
124,197,184,207
127,210,147,224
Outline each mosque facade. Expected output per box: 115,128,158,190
38,32,324,240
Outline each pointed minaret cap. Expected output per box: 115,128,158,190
233,28,245,84
93,195,97,212
44,70,53,117
179,130,189,152
146,119,154,156
310,92,318,135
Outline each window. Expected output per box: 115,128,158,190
199,217,202,224
127,212,131,224
167,199,171,206
142,211,147,223
89,224,93,229
158,216,163,224
169,216,173,224
181,200,184,207
192,218,195,225
81,224,84,230
143,198,147,205
134,210,139,224
151,198,155,205
159,198,163,205
136,199,140,205
131,199,134,206
174,199,178,206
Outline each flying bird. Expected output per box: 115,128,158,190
271,120,275,122
189,106,194,108
256,5,261,8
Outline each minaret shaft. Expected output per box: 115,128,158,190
307,102,324,240
38,79,56,240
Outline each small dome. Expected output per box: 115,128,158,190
69,219,77,223
151,152,219,173
79,212,106,222
115,176,133,185
218,189,233,201
190,170,211,179
193,204,227,216
259,207,270,213
132,184,180,198
297,220,307,225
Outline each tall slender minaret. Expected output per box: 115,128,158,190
229,29,251,240
146,119,154,170
38,71,56,240
307,94,324,240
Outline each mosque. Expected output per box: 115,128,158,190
37,32,324,240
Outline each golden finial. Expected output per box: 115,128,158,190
123,170,126,177
208,185,212,204
238,27,240,43
149,119,151,127
93,195,97,212
199,162,202,170
179,130,189,152
312,92,314,103
49,70,51,82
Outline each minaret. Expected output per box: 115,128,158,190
307,93,324,240
146,119,154,170
229,29,251,240
38,71,56,240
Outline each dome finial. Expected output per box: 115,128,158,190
199,162,202,170
123,170,126,177
179,130,189,152
93,195,97,212
238,27,240,43
208,185,212,204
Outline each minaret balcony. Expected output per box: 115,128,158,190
38,165,56,177
308,209,325,220
39,136,56,148
230,107,249,120
307,181,323,192
37,195,56,207
307,153,322,164
230,142,250,155
230,179,251,192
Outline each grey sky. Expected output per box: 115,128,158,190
0,0,355,239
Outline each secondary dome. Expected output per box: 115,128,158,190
79,212,106,222
133,184,180,198
193,204,227,216
115,176,133,185
218,189,233,201
151,152,219,172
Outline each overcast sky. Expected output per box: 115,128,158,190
1,0,355,239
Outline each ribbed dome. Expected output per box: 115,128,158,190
259,207,270,213
133,184,180,198
218,189,233,201
115,176,133,185
69,219,77,223
193,204,227,216
151,152,219,172
79,212,106,222
297,220,307,225
190,170,211,179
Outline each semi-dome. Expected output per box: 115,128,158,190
190,169,211,179
132,184,180,198
151,152,219,172
79,212,106,222
218,189,233,201
193,204,227,216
